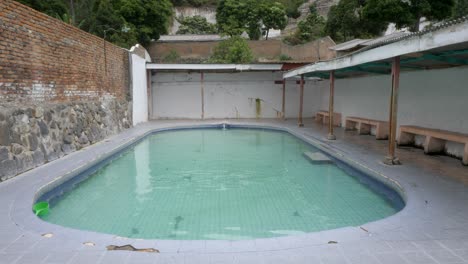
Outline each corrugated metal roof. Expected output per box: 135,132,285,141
283,15,468,79
329,39,372,51
363,32,410,46
354,16,468,54
329,32,410,52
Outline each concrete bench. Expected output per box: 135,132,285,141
315,111,341,127
398,125,468,165
345,116,389,140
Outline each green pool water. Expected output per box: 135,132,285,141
42,128,402,240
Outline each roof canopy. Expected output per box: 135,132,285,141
284,17,468,79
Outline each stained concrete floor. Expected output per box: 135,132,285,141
1,119,468,264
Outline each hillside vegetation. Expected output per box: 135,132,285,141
16,0,468,49
172,0,307,18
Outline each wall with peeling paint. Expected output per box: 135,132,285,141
320,66,468,134
319,66,468,158
151,72,327,119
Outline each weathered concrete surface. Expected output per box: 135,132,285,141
0,99,131,181
1,119,468,264
149,37,337,63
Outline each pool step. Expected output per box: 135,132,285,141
303,151,333,164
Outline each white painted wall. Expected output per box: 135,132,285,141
320,66,468,134
130,45,152,126
152,72,327,119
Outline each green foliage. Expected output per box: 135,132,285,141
171,0,304,18
280,0,306,18
324,0,386,43
216,0,254,37
453,0,468,17
263,0,306,18
295,4,325,43
17,0,173,48
261,2,288,40
16,0,68,18
208,36,254,63
117,0,173,46
279,54,292,61
283,5,326,45
163,50,180,63
363,0,455,32
171,0,219,7
176,15,217,34
325,0,455,43
216,0,287,40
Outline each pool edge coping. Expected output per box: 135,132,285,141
6,120,420,254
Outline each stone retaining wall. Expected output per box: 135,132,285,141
0,99,131,181
0,1,134,181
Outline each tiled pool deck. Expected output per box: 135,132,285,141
1,119,468,264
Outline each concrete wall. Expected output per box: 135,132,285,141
149,37,336,63
130,45,151,126
151,72,327,119
319,66,468,135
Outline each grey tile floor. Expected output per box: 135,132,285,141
1,119,468,264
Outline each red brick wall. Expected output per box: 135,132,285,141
0,0,130,102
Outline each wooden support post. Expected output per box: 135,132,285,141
384,57,402,165
282,78,286,120
327,71,336,140
298,74,304,127
201,72,205,119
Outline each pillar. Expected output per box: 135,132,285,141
201,72,205,119
327,71,336,140
298,74,304,127
282,78,286,120
384,57,402,165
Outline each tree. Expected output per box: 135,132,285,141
171,0,219,7
176,15,217,34
261,2,288,40
296,5,325,42
16,0,68,18
324,0,387,43
116,0,173,45
453,0,468,17
208,36,254,63
363,0,456,32
17,0,173,48
280,0,306,18
217,0,287,40
216,0,253,37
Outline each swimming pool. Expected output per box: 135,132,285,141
37,127,404,240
